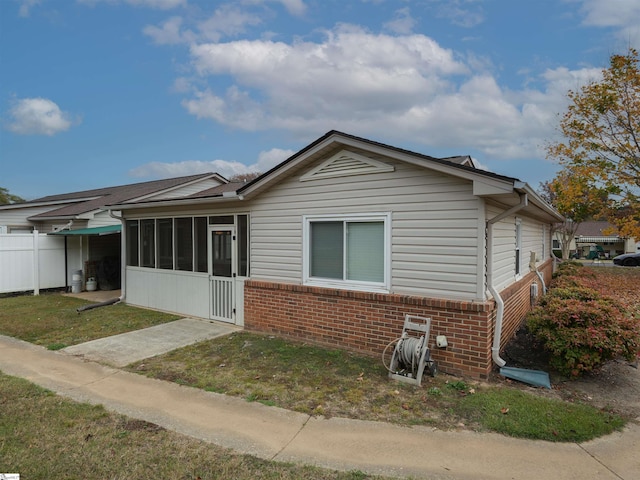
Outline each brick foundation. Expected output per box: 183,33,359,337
244,259,553,380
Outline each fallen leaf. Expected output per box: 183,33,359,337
468,388,475,394
402,403,410,410
500,407,509,414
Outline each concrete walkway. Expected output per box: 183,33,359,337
1,335,638,480
62,318,238,367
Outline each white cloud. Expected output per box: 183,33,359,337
143,6,262,45
578,0,640,46
197,5,263,42
78,0,186,10
434,0,484,28
175,23,609,161
5,97,78,136
18,0,41,17
129,148,294,179
261,0,307,16
384,7,416,35
143,16,194,45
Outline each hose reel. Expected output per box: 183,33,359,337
383,315,437,386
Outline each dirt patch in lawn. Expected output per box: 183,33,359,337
502,322,640,421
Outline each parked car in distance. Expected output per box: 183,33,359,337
613,252,640,266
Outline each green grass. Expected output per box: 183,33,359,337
0,372,386,480
0,292,179,347
129,331,626,441
458,387,624,442
0,290,629,444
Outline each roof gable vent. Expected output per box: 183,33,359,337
300,150,394,182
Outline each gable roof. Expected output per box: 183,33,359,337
1,173,226,221
574,221,624,240
236,130,562,222
110,130,563,223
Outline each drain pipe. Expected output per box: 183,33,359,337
530,254,547,296
109,210,125,302
487,193,528,368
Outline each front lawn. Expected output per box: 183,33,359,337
128,331,624,442
0,372,382,480
0,293,179,350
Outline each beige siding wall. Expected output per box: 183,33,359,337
88,211,121,228
0,205,62,231
249,157,485,300
486,204,550,293
149,179,224,200
521,217,547,265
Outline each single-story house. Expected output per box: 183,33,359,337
109,131,563,379
552,221,637,259
0,173,227,290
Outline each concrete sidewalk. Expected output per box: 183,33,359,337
1,335,638,480
61,318,238,367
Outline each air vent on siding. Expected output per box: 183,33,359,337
300,150,394,181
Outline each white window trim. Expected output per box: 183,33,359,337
515,217,522,278
302,212,391,293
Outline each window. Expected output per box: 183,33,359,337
157,218,173,269
175,217,193,271
238,214,250,277
127,214,248,275
141,219,155,268
515,219,522,276
194,216,208,273
304,214,389,291
126,220,139,266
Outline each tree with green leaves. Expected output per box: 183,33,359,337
547,48,640,241
0,187,25,205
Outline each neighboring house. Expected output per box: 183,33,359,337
110,131,563,379
552,221,637,259
0,173,227,291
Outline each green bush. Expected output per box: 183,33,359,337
527,270,640,377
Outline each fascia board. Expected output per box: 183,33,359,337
238,135,341,197
130,174,227,203
111,195,241,210
0,197,100,211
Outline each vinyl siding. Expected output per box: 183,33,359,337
87,210,121,228
249,156,484,300
0,204,63,230
487,204,516,292
148,179,224,200
486,205,550,293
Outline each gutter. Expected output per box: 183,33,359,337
108,210,125,303
486,193,528,368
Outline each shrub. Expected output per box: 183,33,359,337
553,260,584,278
527,269,640,377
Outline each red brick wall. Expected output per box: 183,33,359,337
499,258,553,349
244,259,553,380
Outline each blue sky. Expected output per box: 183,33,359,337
1,0,639,200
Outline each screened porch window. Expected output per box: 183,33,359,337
304,214,389,291
126,220,139,266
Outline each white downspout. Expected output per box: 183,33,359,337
487,193,528,368
109,210,125,302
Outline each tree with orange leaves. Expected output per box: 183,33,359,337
547,48,640,241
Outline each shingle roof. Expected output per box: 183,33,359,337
574,221,619,237
26,173,219,220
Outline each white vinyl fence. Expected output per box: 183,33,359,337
0,231,81,294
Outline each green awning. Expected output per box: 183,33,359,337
49,224,121,236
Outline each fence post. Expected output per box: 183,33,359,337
33,229,40,296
